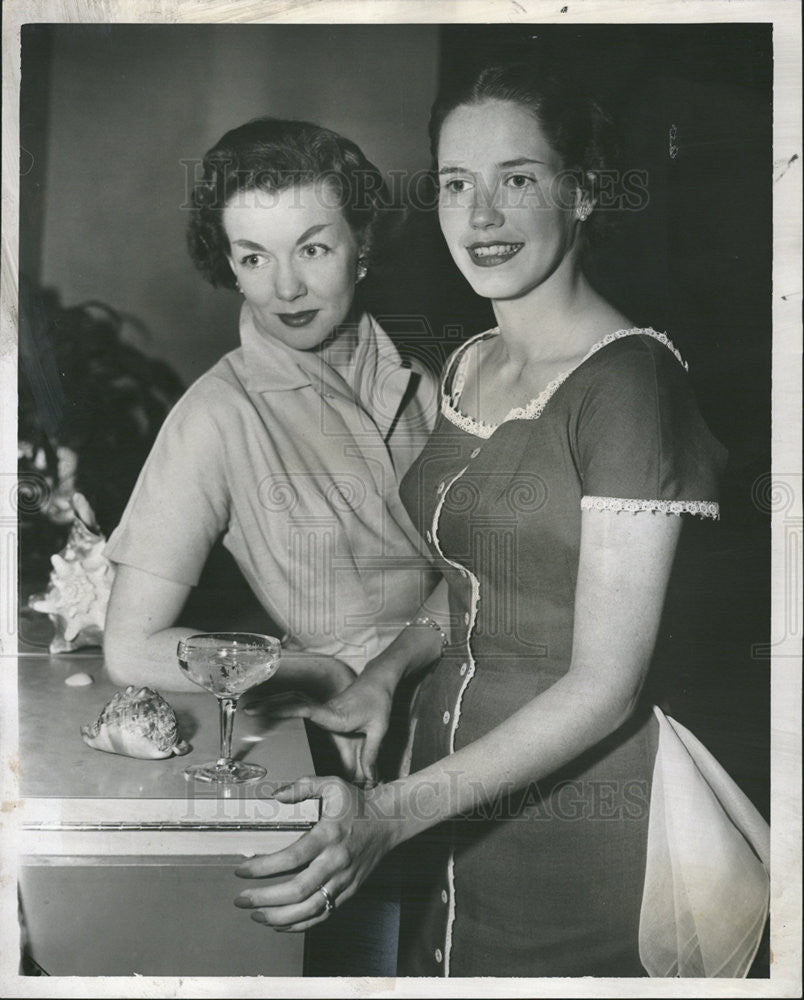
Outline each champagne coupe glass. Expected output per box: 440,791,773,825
177,632,281,783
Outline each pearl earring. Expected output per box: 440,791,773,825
235,281,242,293
356,258,368,282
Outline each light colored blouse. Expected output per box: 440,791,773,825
106,303,439,672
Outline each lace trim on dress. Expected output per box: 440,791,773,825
581,496,720,519
441,326,689,439
440,330,490,401
428,460,480,976
441,331,498,439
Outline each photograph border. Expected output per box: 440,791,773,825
1,2,801,998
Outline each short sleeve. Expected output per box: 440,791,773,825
574,338,727,518
105,384,230,584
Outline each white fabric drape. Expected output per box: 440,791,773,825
639,706,770,977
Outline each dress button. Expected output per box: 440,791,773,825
470,447,481,458
435,948,443,963
443,710,451,725
460,662,468,675
441,889,448,904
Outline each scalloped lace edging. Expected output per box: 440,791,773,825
441,331,497,438
441,404,497,439
581,496,720,519
440,326,689,438
589,327,688,372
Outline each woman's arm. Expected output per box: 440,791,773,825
387,508,681,829
103,564,197,690
264,576,451,778
347,573,451,699
104,564,358,697
235,509,682,929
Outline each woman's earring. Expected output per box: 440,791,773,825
356,258,368,283
576,203,591,222
235,281,242,293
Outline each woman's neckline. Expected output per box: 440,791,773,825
442,326,688,440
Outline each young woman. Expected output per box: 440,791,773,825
233,64,767,978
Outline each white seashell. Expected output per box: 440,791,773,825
81,685,190,759
28,493,116,653
65,672,94,687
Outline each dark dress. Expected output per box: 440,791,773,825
396,328,727,977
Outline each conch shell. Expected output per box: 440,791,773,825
29,492,115,654
81,685,190,759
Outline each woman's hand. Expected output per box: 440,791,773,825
234,776,398,932
256,670,394,786
256,618,445,783
243,651,357,707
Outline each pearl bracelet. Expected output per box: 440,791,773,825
406,615,448,648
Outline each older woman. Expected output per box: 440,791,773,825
233,63,768,979
104,117,438,710
102,116,442,977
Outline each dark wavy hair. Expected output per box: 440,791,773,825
429,60,623,248
187,117,389,289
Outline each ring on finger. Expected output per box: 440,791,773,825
317,883,335,915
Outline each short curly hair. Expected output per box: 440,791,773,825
429,60,623,249
187,117,389,290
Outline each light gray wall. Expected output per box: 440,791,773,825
38,25,439,384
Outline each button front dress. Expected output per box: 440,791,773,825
396,328,727,977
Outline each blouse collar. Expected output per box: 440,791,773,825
238,301,413,437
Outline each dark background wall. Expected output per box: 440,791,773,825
19,23,771,817
21,24,440,383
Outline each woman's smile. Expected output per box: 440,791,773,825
466,241,525,266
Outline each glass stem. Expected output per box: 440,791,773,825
217,697,238,766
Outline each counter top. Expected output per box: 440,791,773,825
15,651,317,976
18,651,315,805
